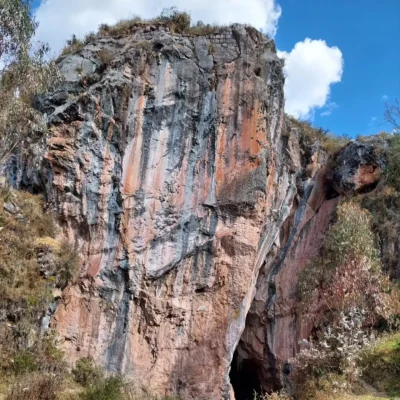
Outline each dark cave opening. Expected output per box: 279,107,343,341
230,350,262,400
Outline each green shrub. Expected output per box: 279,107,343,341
12,333,65,375
79,376,124,400
13,350,38,374
361,332,400,397
72,357,103,387
298,202,395,322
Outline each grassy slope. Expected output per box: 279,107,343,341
361,333,400,398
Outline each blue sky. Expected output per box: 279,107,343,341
276,0,400,137
30,0,399,137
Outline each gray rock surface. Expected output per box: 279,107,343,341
6,23,383,399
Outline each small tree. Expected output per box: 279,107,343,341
292,308,374,398
298,202,396,324
384,99,400,132
0,0,61,164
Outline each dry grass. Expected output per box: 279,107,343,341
97,49,114,66
35,237,62,251
0,187,55,307
60,9,227,57
0,187,79,307
286,115,349,156
98,16,143,37
6,373,63,400
0,186,79,399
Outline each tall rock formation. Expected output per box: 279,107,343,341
8,23,382,399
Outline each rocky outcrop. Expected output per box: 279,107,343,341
7,23,382,399
233,140,383,395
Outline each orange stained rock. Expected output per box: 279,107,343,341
121,93,147,195
87,253,103,277
354,164,381,190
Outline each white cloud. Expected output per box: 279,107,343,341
382,94,389,102
34,0,282,56
33,1,345,119
320,101,338,117
278,38,343,119
368,116,377,128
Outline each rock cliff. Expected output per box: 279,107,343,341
8,23,382,399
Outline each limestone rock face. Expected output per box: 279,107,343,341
234,139,382,393
8,24,382,399
22,25,291,399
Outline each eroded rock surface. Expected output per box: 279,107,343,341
235,137,382,393
8,24,383,399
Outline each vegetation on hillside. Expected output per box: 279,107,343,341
358,133,400,280
286,115,350,156
0,183,80,399
361,332,400,397
0,186,171,400
1,2,400,399
298,202,397,324
0,0,61,165
284,107,400,400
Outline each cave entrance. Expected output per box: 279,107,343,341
229,349,262,400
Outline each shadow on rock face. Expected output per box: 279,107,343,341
229,349,262,400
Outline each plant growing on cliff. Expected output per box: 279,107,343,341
292,308,374,399
55,240,80,289
0,187,78,397
6,372,63,400
384,132,400,190
79,376,125,400
286,115,349,156
72,357,104,387
298,202,396,323
0,0,61,164
62,9,225,56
